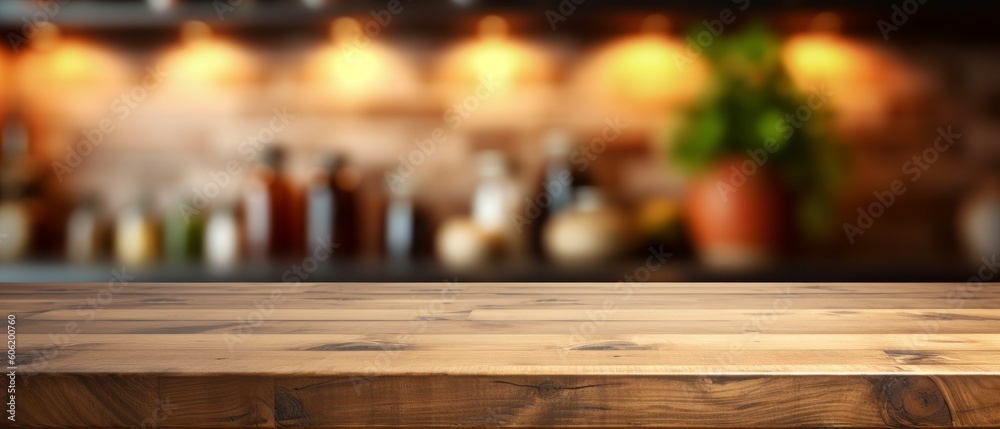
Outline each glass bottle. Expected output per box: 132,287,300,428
529,130,590,258
0,183,32,262
164,196,205,264
114,195,160,267
66,194,106,264
472,150,524,259
384,176,429,265
306,153,360,259
205,202,240,271
0,114,40,262
243,146,297,262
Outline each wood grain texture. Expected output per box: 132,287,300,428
3,282,1000,428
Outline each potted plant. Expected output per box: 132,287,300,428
670,24,848,269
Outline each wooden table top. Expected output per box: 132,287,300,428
4,282,1000,427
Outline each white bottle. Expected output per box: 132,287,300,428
471,150,524,258
0,201,31,262
205,204,240,271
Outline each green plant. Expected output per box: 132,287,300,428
671,23,849,241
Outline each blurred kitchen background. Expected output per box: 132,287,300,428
0,0,998,282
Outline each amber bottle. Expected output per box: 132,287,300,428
243,146,298,262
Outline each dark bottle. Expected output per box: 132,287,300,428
529,130,591,257
0,114,43,262
383,176,428,265
305,153,360,259
243,146,297,262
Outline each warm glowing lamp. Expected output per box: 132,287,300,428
158,20,256,87
571,14,706,110
781,12,914,131
23,23,103,86
327,18,384,86
437,15,551,89
144,21,258,119
433,15,554,123
781,13,858,89
298,17,418,109
14,23,130,121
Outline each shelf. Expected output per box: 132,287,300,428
1,0,997,40
0,258,978,283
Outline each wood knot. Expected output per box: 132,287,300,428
274,388,306,423
571,341,650,351
870,376,952,427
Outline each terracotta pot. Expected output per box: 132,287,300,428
685,157,786,269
